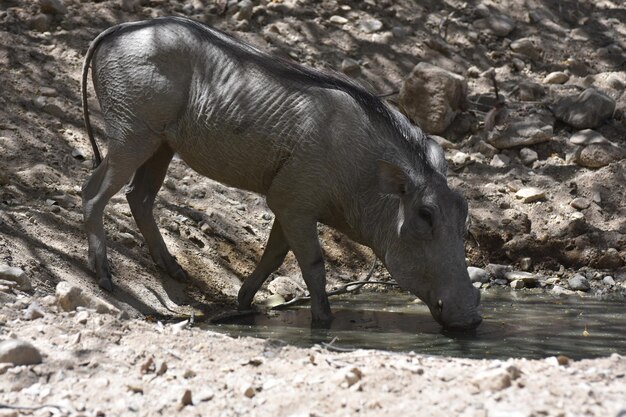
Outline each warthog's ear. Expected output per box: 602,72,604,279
377,160,413,197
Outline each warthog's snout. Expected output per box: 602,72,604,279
430,286,482,330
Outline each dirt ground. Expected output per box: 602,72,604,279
0,0,625,415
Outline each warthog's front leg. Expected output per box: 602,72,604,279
237,220,289,310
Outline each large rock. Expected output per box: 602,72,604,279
553,88,616,129
568,274,590,291
0,264,31,290
56,281,119,314
399,62,467,134
488,120,552,149
576,144,622,168
467,267,489,284
0,339,42,365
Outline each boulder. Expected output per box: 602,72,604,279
553,88,616,129
399,63,467,134
488,121,552,149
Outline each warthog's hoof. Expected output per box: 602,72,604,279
98,277,114,292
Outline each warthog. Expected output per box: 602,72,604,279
81,17,481,329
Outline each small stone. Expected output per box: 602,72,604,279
24,302,45,320
119,232,135,247
243,386,256,398
577,144,621,168
359,18,383,33
340,58,360,75
472,368,513,392
570,198,590,210
519,148,538,166
180,389,193,408
329,15,348,25
486,264,512,279
473,14,516,37
517,81,545,101
452,151,471,166
551,285,574,295
56,281,119,314
183,369,197,379
339,367,363,388
267,276,304,301
475,140,498,158
504,271,538,285
467,267,489,283
553,88,616,129
0,339,42,365
519,257,532,271
490,154,510,168
0,264,31,291
603,276,615,286
71,148,87,160
75,310,90,324
595,248,624,269
30,13,52,32
40,0,66,15
510,37,542,59
569,129,610,146
543,71,569,84
489,121,552,149
515,187,545,203
544,277,560,286
234,0,253,20
568,274,590,291
510,279,525,289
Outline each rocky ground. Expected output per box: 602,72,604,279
0,0,625,415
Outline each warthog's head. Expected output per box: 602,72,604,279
377,160,482,330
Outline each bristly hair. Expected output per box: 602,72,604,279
166,17,429,162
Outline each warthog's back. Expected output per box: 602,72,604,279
90,17,383,195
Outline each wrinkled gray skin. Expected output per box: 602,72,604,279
81,17,481,329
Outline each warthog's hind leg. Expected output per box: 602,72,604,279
126,144,188,282
237,220,289,309
82,137,159,291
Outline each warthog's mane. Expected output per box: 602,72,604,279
160,16,429,165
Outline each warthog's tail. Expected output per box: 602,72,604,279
81,25,126,168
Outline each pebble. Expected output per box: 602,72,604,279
472,366,520,392
473,14,516,37
517,81,545,101
0,339,42,365
338,367,363,388
577,144,621,168
30,13,52,32
467,267,489,283
510,37,542,59
570,197,590,210
568,274,590,291
329,15,348,25
24,302,45,320
0,264,31,290
515,187,545,203
519,257,532,271
510,279,525,289
267,276,304,301
519,148,538,166
340,58,360,75
543,71,569,84
553,88,616,129
569,129,610,146
504,271,538,285
551,285,574,295
243,386,256,398
56,281,119,314
603,276,615,286
40,0,66,15
490,154,510,168
359,18,383,33
488,121,552,149
452,151,471,166
180,389,193,408
75,310,90,324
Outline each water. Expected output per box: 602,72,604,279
206,290,626,359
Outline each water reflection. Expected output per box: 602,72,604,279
207,290,626,359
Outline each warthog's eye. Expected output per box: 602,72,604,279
418,207,434,228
